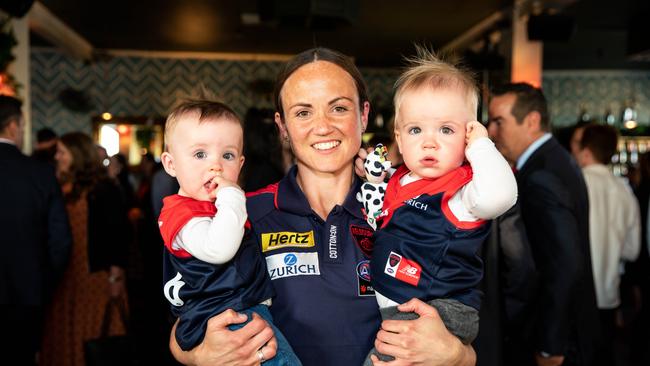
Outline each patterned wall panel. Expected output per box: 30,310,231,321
543,70,650,127
31,49,287,135
30,48,399,138
31,49,650,136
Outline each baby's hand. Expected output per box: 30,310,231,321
211,175,241,195
466,121,488,147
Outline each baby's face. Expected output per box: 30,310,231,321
163,116,244,201
394,87,474,180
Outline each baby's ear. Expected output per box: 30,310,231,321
160,152,176,177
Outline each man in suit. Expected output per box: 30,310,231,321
488,83,603,366
0,95,72,365
474,203,538,366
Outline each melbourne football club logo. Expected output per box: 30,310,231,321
385,252,402,275
163,272,185,306
384,251,422,286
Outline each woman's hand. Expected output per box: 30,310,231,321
355,148,370,179
371,298,476,366
170,309,278,366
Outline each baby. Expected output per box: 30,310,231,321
362,50,517,364
158,99,301,365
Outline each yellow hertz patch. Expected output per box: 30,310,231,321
261,231,315,252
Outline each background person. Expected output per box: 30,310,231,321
31,127,58,165
488,83,604,366
571,123,640,363
40,132,131,366
0,95,72,366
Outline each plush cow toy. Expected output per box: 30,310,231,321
357,143,392,229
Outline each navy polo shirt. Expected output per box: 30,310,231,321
247,166,381,366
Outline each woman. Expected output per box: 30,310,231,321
40,132,131,366
171,48,475,366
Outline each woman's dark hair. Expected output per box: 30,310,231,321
273,47,369,120
241,107,285,191
59,132,108,202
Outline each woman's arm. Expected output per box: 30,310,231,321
170,310,278,366
371,298,476,366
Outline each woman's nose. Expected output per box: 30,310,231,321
313,113,334,134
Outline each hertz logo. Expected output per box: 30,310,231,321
261,231,315,252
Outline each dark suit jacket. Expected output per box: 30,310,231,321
475,203,538,366
516,137,602,365
0,142,72,306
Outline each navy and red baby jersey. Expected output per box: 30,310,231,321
372,165,490,310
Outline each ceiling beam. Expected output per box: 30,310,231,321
28,1,93,61
441,0,579,54
441,10,506,54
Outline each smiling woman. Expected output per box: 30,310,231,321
274,60,368,193
169,47,477,366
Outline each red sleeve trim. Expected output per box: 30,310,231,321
440,166,487,230
159,195,217,258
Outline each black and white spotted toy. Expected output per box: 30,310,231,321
357,143,392,229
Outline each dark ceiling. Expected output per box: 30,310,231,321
34,0,513,67
22,0,650,69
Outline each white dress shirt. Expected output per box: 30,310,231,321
582,164,640,309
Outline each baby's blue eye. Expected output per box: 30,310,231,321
440,126,454,135
194,151,207,159
223,152,235,160
408,127,421,135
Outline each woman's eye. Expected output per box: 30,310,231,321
296,110,310,118
440,126,454,135
408,127,421,135
223,152,235,160
194,151,207,159
333,106,348,113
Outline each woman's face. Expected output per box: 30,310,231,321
275,61,369,177
55,141,73,176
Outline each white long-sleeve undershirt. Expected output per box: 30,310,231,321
172,187,247,265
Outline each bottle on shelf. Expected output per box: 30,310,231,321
604,106,616,126
621,98,638,130
578,103,591,124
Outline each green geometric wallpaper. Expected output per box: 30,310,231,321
30,48,650,136
30,48,400,136
542,70,650,127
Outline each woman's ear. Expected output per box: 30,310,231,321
275,112,289,142
360,101,370,132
